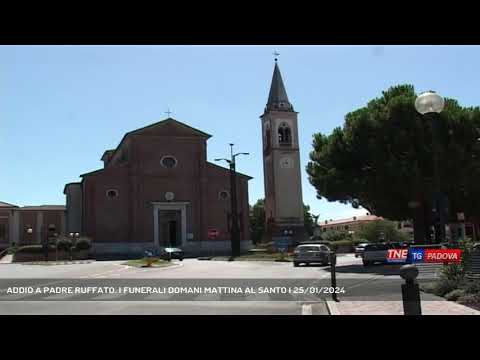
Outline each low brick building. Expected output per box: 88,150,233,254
64,118,253,258
0,201,66,249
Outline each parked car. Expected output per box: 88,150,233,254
293,244,330,267
354,243,369,258
160,247,184,261
362,243,391,266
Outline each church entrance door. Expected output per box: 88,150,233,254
153,202,188,249
159,210,182,247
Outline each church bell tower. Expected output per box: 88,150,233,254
261,59,305,244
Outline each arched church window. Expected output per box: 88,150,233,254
278,123,292,146
106,189,119,199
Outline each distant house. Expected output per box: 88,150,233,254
319,213,383,233
319,214,414,240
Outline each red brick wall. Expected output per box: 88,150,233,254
83,167,130,243
206,164,250,241
0,209,10,244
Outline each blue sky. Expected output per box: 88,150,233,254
1,45,480,222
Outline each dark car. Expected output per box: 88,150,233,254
293,244,330,267
354,243,369,258
160,247,184,261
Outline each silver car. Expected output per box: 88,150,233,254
362,243,390,266
293,244,330,267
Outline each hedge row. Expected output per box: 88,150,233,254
10,238,91,254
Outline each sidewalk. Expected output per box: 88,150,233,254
326,299,480,315
0,254,13,264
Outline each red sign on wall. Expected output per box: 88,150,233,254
208,229,219,239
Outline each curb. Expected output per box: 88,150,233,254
124,261,183,270
326,300,341,315
20,260,94,266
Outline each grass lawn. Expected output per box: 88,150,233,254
212,253,293,262
123,258,176,268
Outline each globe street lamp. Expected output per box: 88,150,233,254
415,91,447,243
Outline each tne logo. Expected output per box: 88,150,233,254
386,249,408,263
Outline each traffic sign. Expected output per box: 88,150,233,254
208,229,219,239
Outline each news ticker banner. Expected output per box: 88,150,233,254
386,248,462,264
0,278,447,302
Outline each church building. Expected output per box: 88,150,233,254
64,118,252,257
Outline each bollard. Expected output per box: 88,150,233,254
330,251,339,302
400,264,422,315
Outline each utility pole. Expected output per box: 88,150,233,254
215,144,249,259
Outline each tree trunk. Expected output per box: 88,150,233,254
413,203,426,244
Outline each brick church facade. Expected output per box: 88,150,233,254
64,118,252,257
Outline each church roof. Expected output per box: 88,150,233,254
266,62,294,112
0,201,18,208
101,149,115,161
80,168,104,178
128,118,212,139
81,119,215,178
17,205,65,211
103,118,212,167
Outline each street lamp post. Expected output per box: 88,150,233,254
215,144,249,259
415,91,447,244
69,232,80,260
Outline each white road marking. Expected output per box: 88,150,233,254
302,304,312,315
82,265,131,279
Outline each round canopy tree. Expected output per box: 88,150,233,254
307,84,480,243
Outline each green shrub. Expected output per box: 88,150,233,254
458,237,476,273
322,230,350,243
444,289,466,301
357,219,410,243
456,293,480,305
7,245,19,254
462,281,480,294
330,240,355,251
420,282,438,294
75,238,92,251
352,238,368,245
439,263,464,282
56,237,73,251
14,245,56,254
432,278,462,297
331,240,354,247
